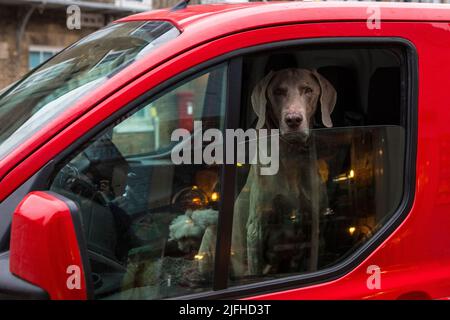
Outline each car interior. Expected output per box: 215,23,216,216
234,46,405,277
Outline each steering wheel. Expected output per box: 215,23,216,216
56,163,112,206
171,186,210,212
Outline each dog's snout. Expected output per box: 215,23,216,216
285,113,303,128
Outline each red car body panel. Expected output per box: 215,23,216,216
10,192,88,300
117,2,450,27
2,2,450,299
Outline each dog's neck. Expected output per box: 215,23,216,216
279,140,311,164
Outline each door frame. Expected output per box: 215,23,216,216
0,24,418,299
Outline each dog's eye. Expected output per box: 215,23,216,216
274,88,287,96
304,87,313,95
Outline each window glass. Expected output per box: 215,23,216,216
50,64,227,299
229,46,407,285
112,71,213,156
28,52,42,70
47,44,409,297
0,21,180,161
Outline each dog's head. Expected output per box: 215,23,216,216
251,68,337,143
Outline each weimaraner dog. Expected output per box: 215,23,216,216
231,68,337,278
121,69,337,294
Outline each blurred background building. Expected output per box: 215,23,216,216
0,0,447,89
0,0,150,88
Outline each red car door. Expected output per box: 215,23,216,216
2,13,450,299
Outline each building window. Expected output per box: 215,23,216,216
28,46,62,70
202,0,249,3
115,0,152,10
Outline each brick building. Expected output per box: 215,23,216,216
0,0,192,89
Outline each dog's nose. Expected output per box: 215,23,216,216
285,114,303,128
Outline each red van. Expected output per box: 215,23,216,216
0,1,449,300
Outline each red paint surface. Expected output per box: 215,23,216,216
9,192,88,300
2,2,450,299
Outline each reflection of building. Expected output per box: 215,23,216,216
114,105,160,155
0,0,252,89
0,0,253,90
0,0,151,89
112,72,210,156
0,0,152,89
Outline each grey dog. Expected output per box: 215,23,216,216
231,68,337,277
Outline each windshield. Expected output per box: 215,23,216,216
0,21,180,161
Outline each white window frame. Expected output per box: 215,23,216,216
28,45,63,70
115,0,152,10
201,0,249,3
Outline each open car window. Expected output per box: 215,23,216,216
229,45,407,285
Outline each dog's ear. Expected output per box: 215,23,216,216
312,70,337,128
251,71,275,129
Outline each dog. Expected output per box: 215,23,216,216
121,68,337,294
230,68,337,277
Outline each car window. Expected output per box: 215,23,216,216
112,71,213,157
0,21,180,161
229,46,407,285
46,43,411,299
50,64,227,299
